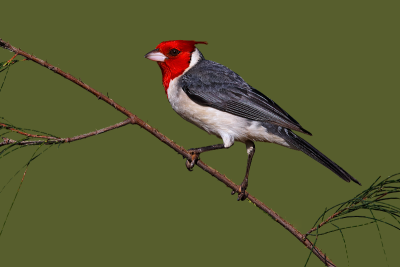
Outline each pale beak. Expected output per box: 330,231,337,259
144,49,167,62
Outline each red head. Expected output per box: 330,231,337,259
145,40,208,95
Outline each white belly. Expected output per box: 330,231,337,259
167,78,290,148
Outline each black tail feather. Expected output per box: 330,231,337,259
281,129,361,186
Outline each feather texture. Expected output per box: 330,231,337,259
180,59,312,136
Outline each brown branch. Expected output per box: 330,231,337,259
0,38,336,266
0,119,132,147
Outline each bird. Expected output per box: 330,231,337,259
144,40,361,200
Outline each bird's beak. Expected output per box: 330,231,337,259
144,49,167,62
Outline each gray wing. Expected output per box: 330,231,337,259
180,60,312,136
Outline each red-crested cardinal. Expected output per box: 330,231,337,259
145,40,361,200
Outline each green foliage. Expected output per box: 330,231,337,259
0,120,57,238
305,173,400,266
0,143,54,237
311,174,400,235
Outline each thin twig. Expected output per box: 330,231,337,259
306,209,347,236
306,192,372,237
2,53,18,66
0,38,336,267
0,119,132,147
0,123,59,139
0,137,16,146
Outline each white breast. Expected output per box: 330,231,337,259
167,78,290,149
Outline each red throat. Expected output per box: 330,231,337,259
157,59,190,96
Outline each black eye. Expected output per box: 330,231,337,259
169,49,180,56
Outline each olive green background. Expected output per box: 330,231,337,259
0,1,399,266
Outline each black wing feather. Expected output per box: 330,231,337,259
278,127,361,185
180,60,312,136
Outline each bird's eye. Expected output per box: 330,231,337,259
169,49,180,56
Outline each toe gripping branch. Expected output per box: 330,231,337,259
232,178,249,201
185,144,225,171
185,151,199,171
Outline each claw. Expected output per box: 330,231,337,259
237,191,248,201
232,178,249,201
185,159,195,171
236,186,248,201
185,151,199,171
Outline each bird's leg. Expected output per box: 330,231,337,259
232,141,255,201
185,144,227,171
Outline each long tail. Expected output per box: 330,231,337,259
280,128,361,185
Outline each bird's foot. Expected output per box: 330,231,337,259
231,178,248,201
185,149,200,171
